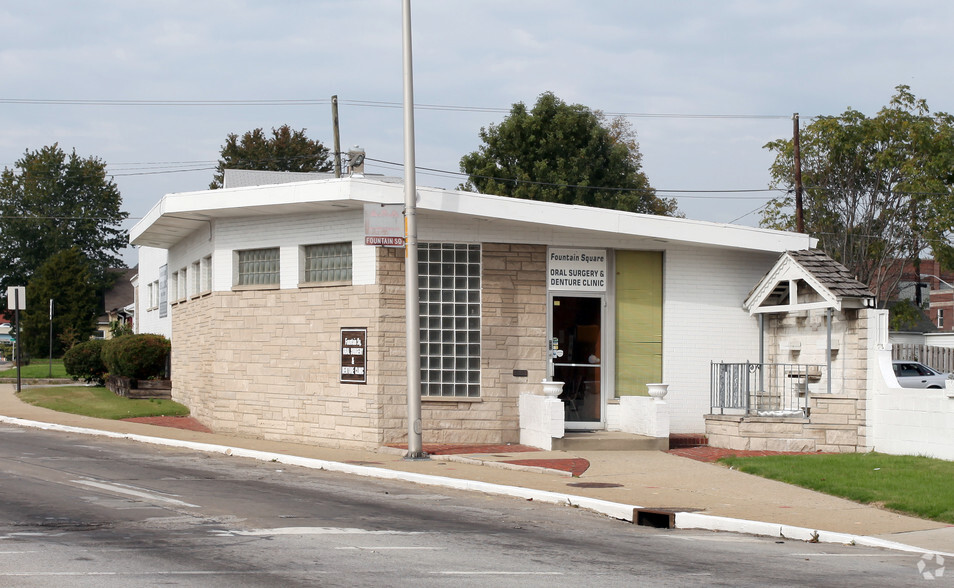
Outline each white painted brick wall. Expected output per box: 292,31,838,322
211,210,372,290
662,246,779,433
135,246,172,338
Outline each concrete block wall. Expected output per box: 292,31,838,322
869,321,954,460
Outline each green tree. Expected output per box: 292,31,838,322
21,248,99,357
459,92,679,216
0,144,128,303
761,86,954,303
210,124,332,189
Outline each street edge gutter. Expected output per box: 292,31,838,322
0,414,945,557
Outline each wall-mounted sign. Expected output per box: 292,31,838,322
547,248,608,292
364,203,405,247
340,328,367,384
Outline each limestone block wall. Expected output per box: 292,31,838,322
706,308,873,452
171,279,393,450
766,307,870,398
706,390,866,453
382,243,548,445
172,244,548,449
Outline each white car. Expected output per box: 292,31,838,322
892,361,949,389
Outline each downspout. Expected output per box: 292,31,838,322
758,313,764,393
825,306,832,394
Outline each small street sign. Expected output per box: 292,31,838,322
6,286,25,310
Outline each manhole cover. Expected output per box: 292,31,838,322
566,482,623,488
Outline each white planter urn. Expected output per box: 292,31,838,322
541,380,565,398
646,383,669,403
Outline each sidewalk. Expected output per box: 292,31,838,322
0,382,951,554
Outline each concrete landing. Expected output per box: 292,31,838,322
552,430,668,451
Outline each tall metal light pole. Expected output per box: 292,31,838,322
402,0,425,459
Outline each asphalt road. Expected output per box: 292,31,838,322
0,424,938,587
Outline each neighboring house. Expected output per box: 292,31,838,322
130,173,813,450
95,268,137,339
927,284,954,332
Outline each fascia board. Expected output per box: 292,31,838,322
744,254,841,314
131,177,816,254
416,185,814,253
743,253,791,311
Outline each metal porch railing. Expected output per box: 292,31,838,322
710,362,827,417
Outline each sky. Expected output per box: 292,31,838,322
2,1,954,267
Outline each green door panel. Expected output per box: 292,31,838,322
615,251,663,396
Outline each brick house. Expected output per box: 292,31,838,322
130,173,812,449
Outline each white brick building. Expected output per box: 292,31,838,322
130,174,813,449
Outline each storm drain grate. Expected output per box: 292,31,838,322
634,508,676,529
632,507,702,528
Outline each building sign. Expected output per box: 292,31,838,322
340,328,367,384
547,248,608,292
364,203,405,247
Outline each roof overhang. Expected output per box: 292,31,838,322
131,177,817,253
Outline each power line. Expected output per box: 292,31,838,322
0,97,791,119
365,157,782,199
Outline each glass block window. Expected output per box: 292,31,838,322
237,247,280,286
178,268,187,299
190,261,200,296
201,255,212,292
303,242,352,283
418,243,481,398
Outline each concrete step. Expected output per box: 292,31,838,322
551,431,668,451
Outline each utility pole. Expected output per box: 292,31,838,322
48,299,53,378
402,0,425,460
793,113,804,233
332,95,342,178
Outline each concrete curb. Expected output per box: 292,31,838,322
0,414,946,556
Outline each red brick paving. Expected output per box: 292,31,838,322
667,446,828,463
502,458,590,477
121,416,212,433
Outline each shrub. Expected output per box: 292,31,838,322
101,334,171,380
63,339,107,383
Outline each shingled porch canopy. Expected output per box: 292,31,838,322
743,249,875,394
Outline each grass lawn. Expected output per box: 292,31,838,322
18,386,189,420
0,359,68,379
719,452,954,524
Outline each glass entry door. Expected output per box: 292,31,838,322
550,295,603,428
